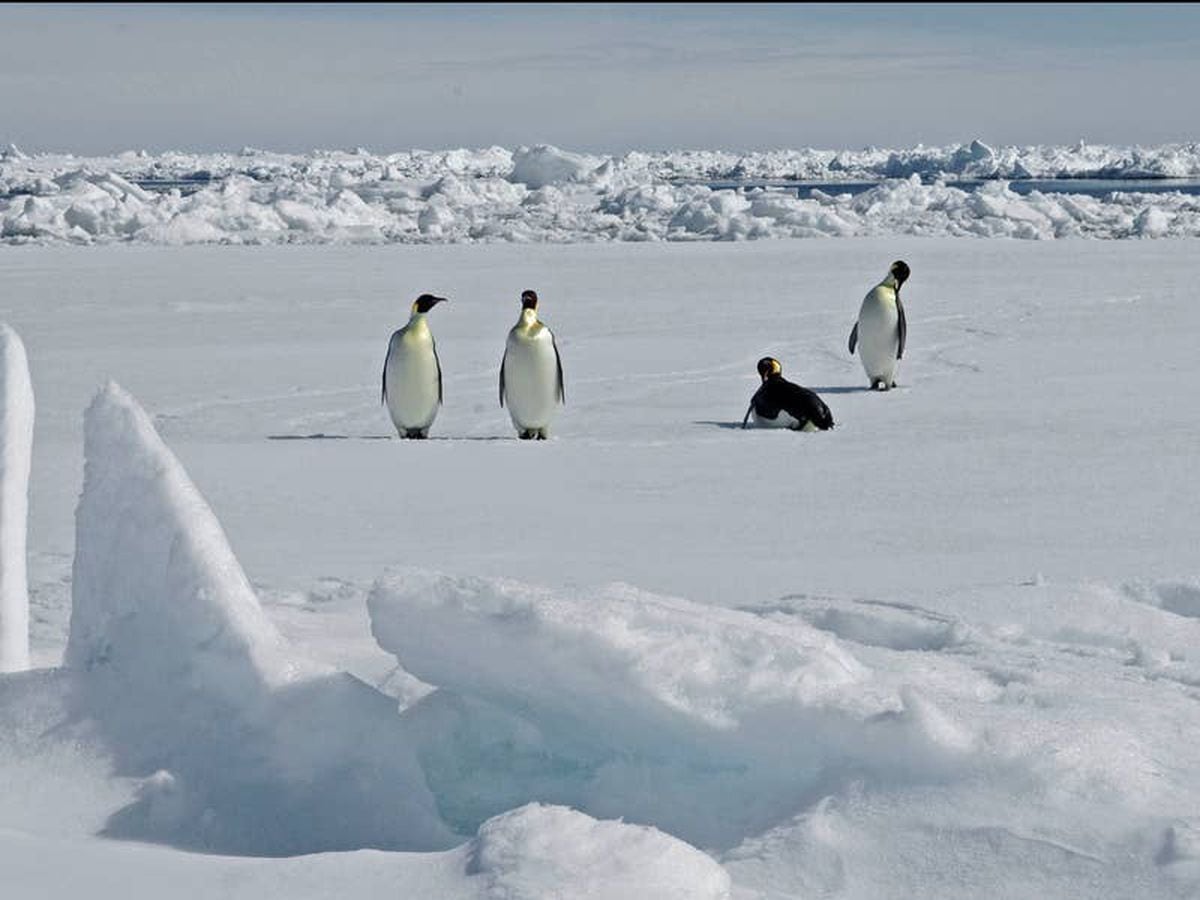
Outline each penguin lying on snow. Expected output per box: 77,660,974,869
849,260,910,391
382,293,447,439
499,289,565,440
742,357,834,431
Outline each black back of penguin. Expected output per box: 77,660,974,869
746,358,835,431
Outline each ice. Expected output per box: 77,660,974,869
63,383,452,855
4,142,1200,245
66,382,299,686
508,144,605,190
0,325,33,673
371,570,978,850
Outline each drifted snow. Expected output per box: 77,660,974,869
468,803,730,900
0,324,33,673
3,142,1200,244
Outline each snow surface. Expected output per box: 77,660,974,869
1,235,1199,898
0,324,33,672
3,142,1200,244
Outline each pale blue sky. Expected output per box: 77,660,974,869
1,3,1197,154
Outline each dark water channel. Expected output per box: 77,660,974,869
696,178,1200,199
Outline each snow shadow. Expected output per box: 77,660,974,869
267,433,392,441
807,385,875,394
71,669,452,856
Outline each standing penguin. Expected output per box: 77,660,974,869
848,260,910,390
742,357,834,431
499,289,564,440
382,293,448,439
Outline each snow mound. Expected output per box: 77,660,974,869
65,383,452,855
371,570,976,849
508,144,605,189
0,325,34,674
467,803,730,900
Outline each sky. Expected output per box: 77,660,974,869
1,3,1197,155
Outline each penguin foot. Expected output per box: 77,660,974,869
871,379,888,391
518,430,537,440
403,429,429,439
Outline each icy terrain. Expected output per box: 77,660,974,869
3,141,1200,244
0,324,33,672
1,236,1199,898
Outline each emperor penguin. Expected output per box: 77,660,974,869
499,289,564,440
382,293,448,439
742,357,834,431
848,260,910,390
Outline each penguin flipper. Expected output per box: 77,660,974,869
498,351,506,408
552,335,565,404
381,344,390,404
433,339,443,405
896,297,907,360
741,403,755,429
848,322,858,355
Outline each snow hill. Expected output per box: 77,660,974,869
2,141,1200,244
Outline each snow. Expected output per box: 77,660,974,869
0,325,33,673
468,803,730,900
1,234,1199,898
3,142,1200,245
66,382,299,686
64,383,453,856
370,570,977,851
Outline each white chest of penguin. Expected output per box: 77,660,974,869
857,286,900,378
385,319,439,427
752,409,804,430
503,314,559,428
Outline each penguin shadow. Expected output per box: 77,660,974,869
693,421,750,430
807,385,876,395
267,433,393,441
267,433,512,442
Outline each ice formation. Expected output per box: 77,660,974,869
66,383,453,855
0,325,33,674
371,570,975,850
3,141,1199,244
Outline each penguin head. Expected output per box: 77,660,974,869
888,260,911,291
757,357,783,382
412,294,448,315
520,290,539,310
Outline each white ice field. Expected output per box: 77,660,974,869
2,231,1200,897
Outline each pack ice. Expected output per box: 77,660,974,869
3,140,1200,244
